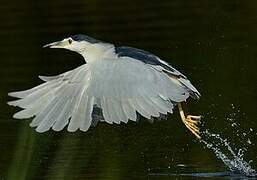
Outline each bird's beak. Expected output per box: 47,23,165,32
43,41,67,48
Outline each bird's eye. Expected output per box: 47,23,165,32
68,39,72,44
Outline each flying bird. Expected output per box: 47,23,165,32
8,35,201,138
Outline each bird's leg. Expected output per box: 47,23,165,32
178,102,201,139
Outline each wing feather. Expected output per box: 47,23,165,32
100,97,113,124
8,49,199,132
121,99,137,122
30,83,72,128
115,46,200,99
149,97,172,114
111,99,128,124
8,81,57,98
80,96,94,131
131,98,152,119
36,97,67,132
106,98,121,124
68,93,88,132
68,73,91,132
8,81,62,106
52,100,72,131
30,97,59,128
51,84,89,132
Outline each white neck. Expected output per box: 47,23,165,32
80,43,116,63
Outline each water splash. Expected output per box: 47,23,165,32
201,129,256,177
148,103,256,178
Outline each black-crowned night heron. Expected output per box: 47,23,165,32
8,35,201,138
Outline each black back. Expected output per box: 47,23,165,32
115,46,181,75
71,34,102,44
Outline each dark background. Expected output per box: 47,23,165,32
0,0,257,179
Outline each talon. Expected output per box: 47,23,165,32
187,115,201,121
185,118,199,124
178,102,201,139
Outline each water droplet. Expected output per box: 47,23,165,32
231,123,237,127
201,130,256,176
247,139,252,145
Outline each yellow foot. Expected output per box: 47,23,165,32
183,115,201,139
178,102,201,139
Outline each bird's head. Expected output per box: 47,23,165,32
43,34,114,61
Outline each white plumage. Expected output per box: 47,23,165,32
8,35,200,133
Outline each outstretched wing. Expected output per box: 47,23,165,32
115,46,200,99
8,47,200,133
8,64,95,132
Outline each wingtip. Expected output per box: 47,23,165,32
7,100,17,106
35,128,47,133
8,91,25,98
8,92,18,97
67,125,79,132
191,92,201,100
38,75,44,81
13,113,23,119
